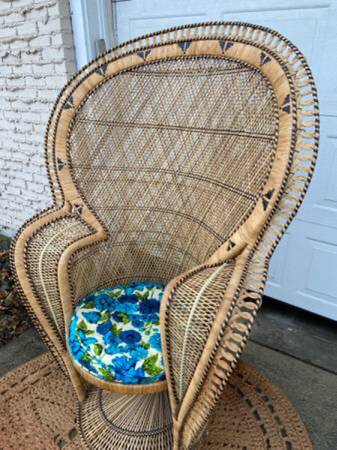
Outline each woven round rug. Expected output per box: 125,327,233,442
0,352,312,450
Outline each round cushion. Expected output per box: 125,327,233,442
68,282,166,385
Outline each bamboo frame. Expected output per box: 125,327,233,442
11,22,319,450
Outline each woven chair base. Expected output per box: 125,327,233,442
78,362,313,450
78,389,173,450
77,362,312,450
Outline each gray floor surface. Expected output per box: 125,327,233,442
0,299,336,450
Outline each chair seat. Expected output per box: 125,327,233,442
68,282,166,386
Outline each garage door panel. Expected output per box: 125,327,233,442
267,220,337,319
289,290,337,320
124,14,208,41
307,239,337,300
115,1,209,42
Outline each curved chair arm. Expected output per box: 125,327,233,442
172,259,265,450
160,248,252,449
11,205,97,399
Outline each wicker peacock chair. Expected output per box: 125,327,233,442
11,22,319,450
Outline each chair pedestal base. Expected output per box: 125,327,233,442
78,388,173,450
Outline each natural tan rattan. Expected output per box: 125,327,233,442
11,22,319,450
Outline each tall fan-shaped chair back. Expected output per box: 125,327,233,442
12,22,319,450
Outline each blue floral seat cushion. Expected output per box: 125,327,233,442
68,282,166,385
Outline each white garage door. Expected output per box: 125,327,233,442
72,0,337,319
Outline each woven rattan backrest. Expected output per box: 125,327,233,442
66,56,278,293
42,22,318,448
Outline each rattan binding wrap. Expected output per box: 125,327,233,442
11,22,319,450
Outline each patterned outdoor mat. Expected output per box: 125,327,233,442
0,352,312,449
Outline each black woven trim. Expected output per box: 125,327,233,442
71,164,256,201
76,117,275,141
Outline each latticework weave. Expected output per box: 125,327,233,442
68,57,277,302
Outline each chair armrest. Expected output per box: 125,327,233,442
13,207,93,340
11,206,95,399
160,249,258,448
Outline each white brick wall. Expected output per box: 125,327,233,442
0,0,76,236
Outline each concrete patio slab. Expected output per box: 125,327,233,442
243,341,337,450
